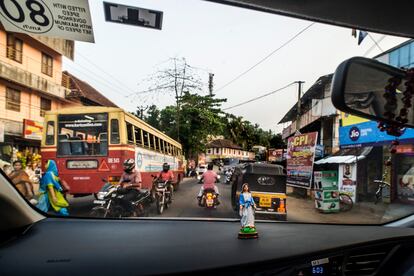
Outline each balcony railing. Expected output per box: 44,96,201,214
0,60,70,98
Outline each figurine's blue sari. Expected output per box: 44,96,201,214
36,160,69,216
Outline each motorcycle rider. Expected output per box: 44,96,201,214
197,163,220,206
118,158,143,216
157,163,175,183
156,163,174,202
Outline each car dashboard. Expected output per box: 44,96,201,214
1,218,414,275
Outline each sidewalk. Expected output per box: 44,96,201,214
287,193,414,224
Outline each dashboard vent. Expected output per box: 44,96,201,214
344,246,392,276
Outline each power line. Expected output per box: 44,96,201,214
364,35,386,57
76,52,137,96
64,62,128,97
222,82,296,111
215,22,315,92
367,33,384,52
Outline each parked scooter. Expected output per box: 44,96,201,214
151,175,173,214
90,182,152,218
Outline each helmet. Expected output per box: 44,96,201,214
162,163,170,172
123,158,135,173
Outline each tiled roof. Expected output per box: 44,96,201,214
64,71,118,107
206,139,242,149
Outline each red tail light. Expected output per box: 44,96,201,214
108,176,120,183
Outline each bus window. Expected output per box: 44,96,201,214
110,119,120,144
155,137,160,152
57,113,108,156
149,133,155,150
160,139,165,153
126,123,134,144
134,127,143,146
143,131,149,148
46,121,55,145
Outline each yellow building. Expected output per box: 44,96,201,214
205,139,254,162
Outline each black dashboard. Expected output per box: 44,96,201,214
2,218,414,275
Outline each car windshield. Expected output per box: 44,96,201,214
2,0,413,225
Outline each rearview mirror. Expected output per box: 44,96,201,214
331,57,412,127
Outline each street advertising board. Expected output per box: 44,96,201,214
340,120,414,148
268,149,284,162
315,144,324,158
314,171,339,213
286,132,318,189
23,119,43,140
338,163,357,203
103,2,163,30
0,0,95,42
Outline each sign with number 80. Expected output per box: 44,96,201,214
0,0,53,33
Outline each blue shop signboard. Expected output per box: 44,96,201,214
339,121,414,148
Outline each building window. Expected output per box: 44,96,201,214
6,87,20,112
6,34,22,63
41,53,53,76
216,148,219,154
40,97,51,117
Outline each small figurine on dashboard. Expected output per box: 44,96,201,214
238,183,258,239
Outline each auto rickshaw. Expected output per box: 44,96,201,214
231,163,287,221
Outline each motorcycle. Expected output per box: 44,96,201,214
90,182,152,218
151,176,173,214
200,188,219,209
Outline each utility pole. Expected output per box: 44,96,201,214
208,73,214,96
137,105,148,120
295,81,305,133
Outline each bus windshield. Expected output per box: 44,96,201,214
57,113,108,156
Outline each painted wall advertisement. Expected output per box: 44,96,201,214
338,163,357,202
314,171,339,213
286,132,318,189
23,119,43,140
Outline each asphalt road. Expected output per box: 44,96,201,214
68,177,238,219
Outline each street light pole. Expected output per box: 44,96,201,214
295,81,305,133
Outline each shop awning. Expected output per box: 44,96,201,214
314,146,372,164
315,155,365,164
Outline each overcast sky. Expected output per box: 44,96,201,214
63,0,408,133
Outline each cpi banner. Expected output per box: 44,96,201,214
286,132,318,189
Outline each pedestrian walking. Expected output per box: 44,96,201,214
36,160,70,216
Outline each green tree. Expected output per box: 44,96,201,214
144,105,161,129
269,133,286,149
178,92,227,158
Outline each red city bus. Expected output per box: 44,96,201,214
41,107,185,196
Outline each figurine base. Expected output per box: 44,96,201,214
238,227,258,239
